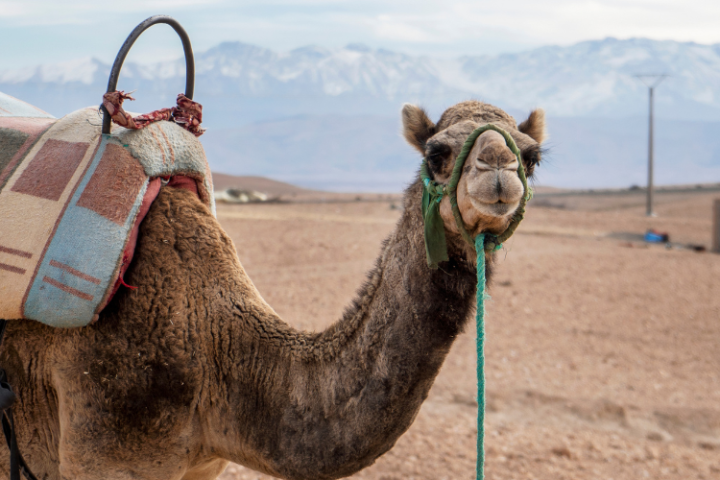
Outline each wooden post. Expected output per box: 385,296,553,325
713,199,720,253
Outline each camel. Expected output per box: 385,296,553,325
0,100,545,480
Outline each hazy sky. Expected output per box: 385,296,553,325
1,0,719,70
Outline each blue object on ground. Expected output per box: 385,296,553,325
645,231,666,243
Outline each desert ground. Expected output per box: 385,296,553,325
213,180,720,480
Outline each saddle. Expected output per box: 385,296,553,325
0,16,214,480
0,95,214,327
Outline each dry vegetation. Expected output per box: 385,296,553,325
215,184,720,480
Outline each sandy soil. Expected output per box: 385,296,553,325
213,187,720,480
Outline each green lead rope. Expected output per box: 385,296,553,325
421,174,449,265
475,234,487,480
420,124,531,479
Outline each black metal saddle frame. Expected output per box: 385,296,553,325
101,15,196,134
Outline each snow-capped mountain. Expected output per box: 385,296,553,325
452,37,720,119
0,42,464,125
2,38,720,190
3,37,720,122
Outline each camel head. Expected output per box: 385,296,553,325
402,100,546,238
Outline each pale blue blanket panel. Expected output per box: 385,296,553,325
24,138,148,327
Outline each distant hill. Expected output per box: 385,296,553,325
211,173,313,196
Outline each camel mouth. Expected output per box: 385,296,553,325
470,198,519,218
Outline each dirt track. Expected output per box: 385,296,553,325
215,188,720,480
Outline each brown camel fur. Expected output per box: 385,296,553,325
0,100,545,480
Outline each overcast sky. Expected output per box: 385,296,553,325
1,0,719,70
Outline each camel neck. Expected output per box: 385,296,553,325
211,179,480,479
296,179,478,360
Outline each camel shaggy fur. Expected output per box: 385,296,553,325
0,100,545,480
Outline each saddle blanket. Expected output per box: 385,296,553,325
0,96,214,327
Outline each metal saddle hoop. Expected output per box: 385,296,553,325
101,15,196,135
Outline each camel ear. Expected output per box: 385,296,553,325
401,104,436,154
518,109,546,144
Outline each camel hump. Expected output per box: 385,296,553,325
0,106,214,328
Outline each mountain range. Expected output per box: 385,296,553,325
2,37,719,190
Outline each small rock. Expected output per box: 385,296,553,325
551,446,573,458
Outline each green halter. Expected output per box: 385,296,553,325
420,123,532,480
420,123,531,268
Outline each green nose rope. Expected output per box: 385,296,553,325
420,124,531,480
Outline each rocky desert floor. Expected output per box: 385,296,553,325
214,185,720,480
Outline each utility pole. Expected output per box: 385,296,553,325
713,199,720,253
635,74,667,217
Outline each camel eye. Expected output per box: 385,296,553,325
427,153,444,171
521,145,542,177
425,143,451,173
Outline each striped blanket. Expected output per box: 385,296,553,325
0,93,214,327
